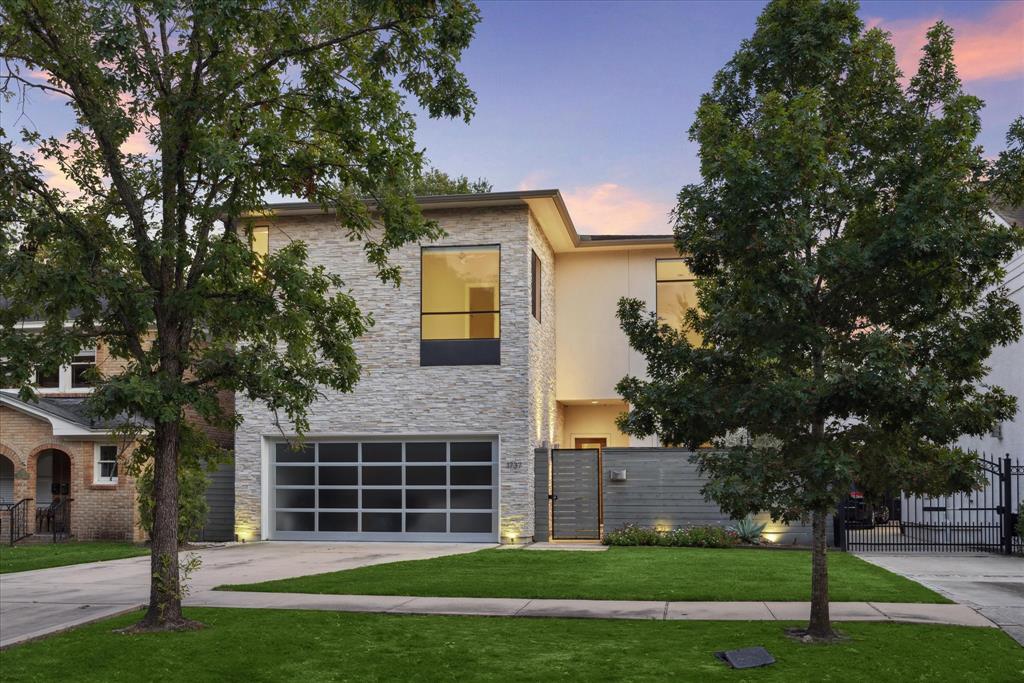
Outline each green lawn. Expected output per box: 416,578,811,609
219,547,949,603
2,608,1020,682
0,541,149,574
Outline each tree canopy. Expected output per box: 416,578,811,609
616,0,1024,639
413,166,492,195
0,0,480,630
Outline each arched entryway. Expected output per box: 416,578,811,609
0,454,14,503
34,448,72,532
35,449,71,505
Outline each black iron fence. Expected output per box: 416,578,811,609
836,454,1021,554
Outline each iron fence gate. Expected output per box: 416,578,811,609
836,455,1022,553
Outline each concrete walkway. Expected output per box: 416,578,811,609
0,541,487,648
188,590,994,626
857,553,1024,645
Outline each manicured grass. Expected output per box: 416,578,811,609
2,608,1020,682
219,547,950,603
0,541,148,574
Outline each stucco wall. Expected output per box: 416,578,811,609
554,246,680,402
561,402,631,447
234,205,540,539
958,247,1024,460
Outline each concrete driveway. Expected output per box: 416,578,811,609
857,553,1024,645
0,541,488,648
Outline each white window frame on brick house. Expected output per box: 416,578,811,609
94,444,119,485
29,346,97,393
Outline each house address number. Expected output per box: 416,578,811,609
505,460,523,473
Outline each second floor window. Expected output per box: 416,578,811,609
421,245,500,365
71,348,96,388
33,347,97,391
251,225,269,271
656,259,701,344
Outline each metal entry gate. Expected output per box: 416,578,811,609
837,454,1022,554
550,449,601,540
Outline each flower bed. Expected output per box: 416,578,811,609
603,523,739,548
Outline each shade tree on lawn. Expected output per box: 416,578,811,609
0,0,479,631
615,0,1024,640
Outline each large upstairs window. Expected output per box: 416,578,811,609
421,245,500,366
656,259,701,345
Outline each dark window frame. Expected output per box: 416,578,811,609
420,244,502,366
655,258,696,331
531,249,542,323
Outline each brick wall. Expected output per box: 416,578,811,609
0,406,144,541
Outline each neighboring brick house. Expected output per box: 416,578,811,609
0,340,236,543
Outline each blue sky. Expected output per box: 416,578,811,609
413,0,1024,234
3,1,1022,235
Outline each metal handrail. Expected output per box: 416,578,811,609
2,498,33,546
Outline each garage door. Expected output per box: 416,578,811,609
271,438,498,541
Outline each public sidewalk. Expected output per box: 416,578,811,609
188,590,996,627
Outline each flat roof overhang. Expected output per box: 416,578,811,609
252,190,675,254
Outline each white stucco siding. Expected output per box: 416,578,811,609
553,246,680,402
959,247,1024,459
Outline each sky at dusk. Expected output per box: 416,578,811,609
3,0,1022,236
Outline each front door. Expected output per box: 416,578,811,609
574,437,607,451
551,448,602,540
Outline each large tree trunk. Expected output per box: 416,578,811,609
807,509,834,639
137,419,189,629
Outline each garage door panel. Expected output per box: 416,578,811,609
406,442,446,461
276,466,314,486
319,512,357,531
319,466,357,486
362,466,401,485
405,466,446,485
319,489,358,509
319,443,357,462
271,439,497,541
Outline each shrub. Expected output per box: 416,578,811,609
137,464,210,543
728,516,767,544
603,523,739,548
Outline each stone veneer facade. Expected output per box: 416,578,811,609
234,205,557,541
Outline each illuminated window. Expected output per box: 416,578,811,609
251,225,269,262
421,245,500,365
656,259,701,344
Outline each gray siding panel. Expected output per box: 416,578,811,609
200,462,235,542
601,448,817,546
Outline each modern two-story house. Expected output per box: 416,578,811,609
233,189,708,544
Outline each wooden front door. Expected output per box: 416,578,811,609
574,437,607,450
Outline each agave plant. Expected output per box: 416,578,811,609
728,516,767,544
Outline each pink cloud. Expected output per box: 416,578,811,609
870,3,1024,82
34,147,81,197
561,183,673,236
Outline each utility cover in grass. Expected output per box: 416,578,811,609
714,647,775,669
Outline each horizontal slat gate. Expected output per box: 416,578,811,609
551,449,600,540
